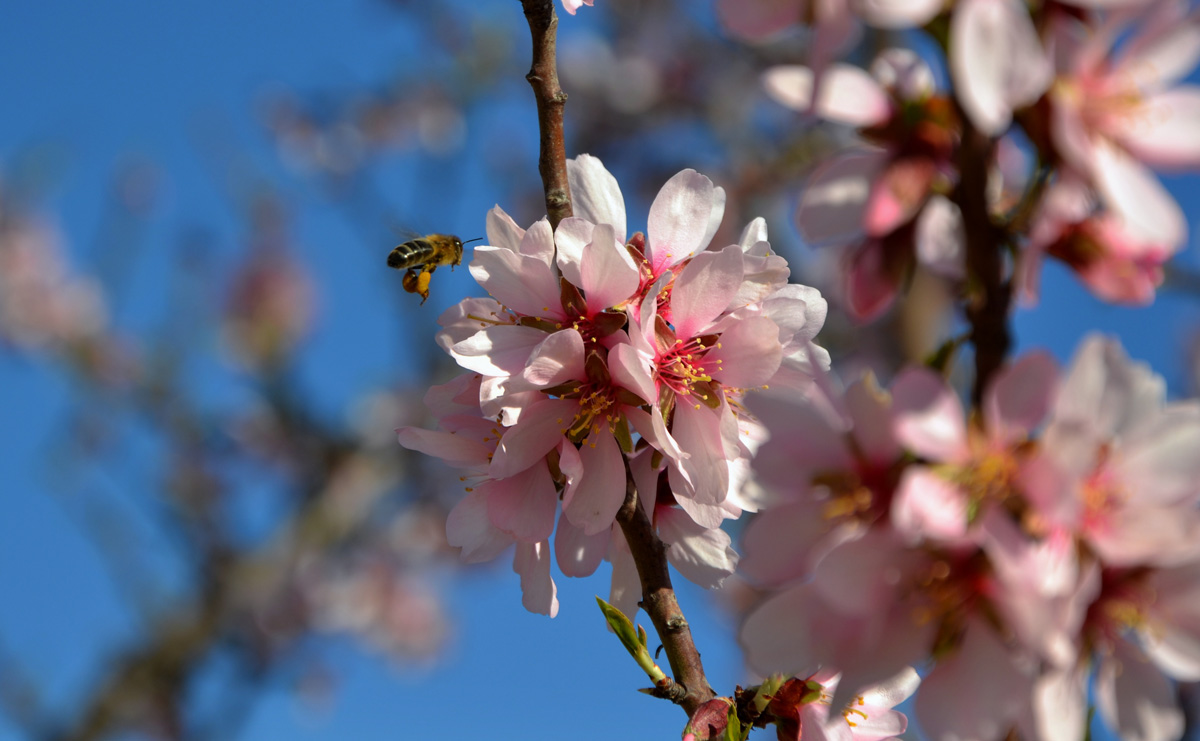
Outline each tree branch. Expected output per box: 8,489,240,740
519,0,572,229
956,119,1011,406
614,466,714,718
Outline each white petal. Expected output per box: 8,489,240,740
646,169,718,273
796,150,885,246
567,154,626,240
1092,139,1187,246
513,541,558,617
950,0,1051,135
579,223,639,310
763,63,890,126
1120,87,1200,168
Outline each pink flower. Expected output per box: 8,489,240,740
778,50,965,320
889,351,1057,545
1047,1,1200,246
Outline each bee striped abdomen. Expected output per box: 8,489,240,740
387,238,438,270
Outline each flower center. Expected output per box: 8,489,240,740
656,334,721,406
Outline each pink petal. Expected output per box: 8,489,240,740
580,223,639,310
396,425,491,468
553,510,609,577
567,154,626,240
891,467,971,543
1095,641,1184,741
523,329,585,387
740,499,860,587
489,399,574,478
450,324,549,376
606,529,641,619
669,402,729,506
865,157,935,236
915,619,1033,741
739,585,823,677
485,205,525,255
518,216,556,266
446,489,514,563
485,461,558,542
553,216,593,287
890,366,970,462
1144,562,1200,680
985,350,1058,445
513,541,559,617
842,240,901,322
609,343,656,405
671,245,745,338
844,376,902,464
950,0,1051,135
707,316,783,389
563,430,627,534
658,507,738,589
1092,139,1187,246
1116,406,1200,504
796,151,885,246
763,63,891,126
851,0,942,28
646,169,718,274
1120,87,1200,168
468,245,563,319
1120,13,1200,92
914,194,966,278
436,297,510,352
1029,667,1088,741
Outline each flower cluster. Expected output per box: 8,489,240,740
761,1,1199,318
741,335,1200,740
399,155,828,616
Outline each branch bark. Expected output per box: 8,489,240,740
956,119,1011,405
519,0,572,229
614,466,714,718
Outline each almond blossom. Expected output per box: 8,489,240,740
740,335,1200,739
776,49,965,320
401,155,828,617
1047,0,1200,247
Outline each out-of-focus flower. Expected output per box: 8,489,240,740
740,335,1200,739
0,195,107,351
776,49,963,320
222,247,315,372
1047,0,1200,247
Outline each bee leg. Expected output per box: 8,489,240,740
415,270,433,304
401,269,421,294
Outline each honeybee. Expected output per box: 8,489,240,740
386,234,480,304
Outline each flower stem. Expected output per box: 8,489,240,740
956,119,1012,405
614,463,715,717
519,0,572,230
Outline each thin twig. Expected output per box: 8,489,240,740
519,0,572,229
614,465,714,718
956,119,1011,405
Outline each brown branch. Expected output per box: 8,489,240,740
614,465,714,718
955,118,1011,406
519,0,572,229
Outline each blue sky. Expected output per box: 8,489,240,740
1,2,1199,741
